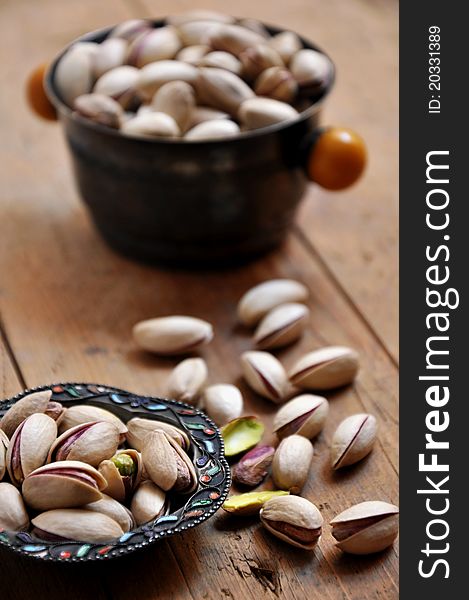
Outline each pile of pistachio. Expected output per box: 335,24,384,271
133,278,399,554
0,391,196,543
54,10,332,140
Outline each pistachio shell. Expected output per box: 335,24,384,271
6,413,57,486
331,413,377,469
200,384,243,426
121,112,180,139
58,404,127,441
238,97,298,130
255,66,298,103
199,51,242,74
55,45,94,106
98,449,142,502
94,65,140,109
84,494,135,532
288,346,359,390
177,21,224,46
232,445,275,487
260,495,323,550
176,44,211,65
74,93,124,128
127,26,182,67
0,389,52,438
166,357,208,404
184,119,240,141
330,501,399,554
239,44,283,80
23,460,106,510
110,19,151,42
151,81,195,132
273,394,329,440
133,315,213,355
208,24,265,56
32,509,124,543
131,480,168,526
45,401,65,422
272,434,314,494
241,351,289,403
48,421,120,467
187,106,230,130
167,11,235,26
0,482,29,531
221,416,264,457
237,19,270,39
238,279,309,326
137,61,198,101
254,302,309,349
126,417,190,451
290,49,333,93
196,68,254,115
0,430,9,481
93,38,127,78
269,31,303,64
222,490,289,516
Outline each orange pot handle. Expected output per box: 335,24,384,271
26,63,57,121
305,127,367,191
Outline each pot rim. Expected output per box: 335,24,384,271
44,17,336,145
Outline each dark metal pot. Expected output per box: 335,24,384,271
31,19,366,266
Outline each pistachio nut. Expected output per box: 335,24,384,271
260,495,323,550
290,49,333,94
237,279,309,326
84,494,135,533
222,490,289,516
330,501,399,554
272,434,314,494
237,19,270,39
185,119,240,141
136,103,155,117
72,41,100,60
187,106,230,130
74,93,124,128
48,421,120,467
151,81,196,132
199,51,242,74
32,508,123,543
6,413,57,486
239,44,283,80
142,430,197,493
241,351,289,403
55,45,94,107
133,315,213,355
93,38,127,78
0,389,52,438
288,346,360,390
94,65,140,109
167,11,235,26
255,66,298,103
268,31,303,64
233,445,275,487
44,401,65,422
110,19,151,42
221,416,264,456
0,429,9,481
208,24,265,56
23,460,106,511
126,417,190,451
58,404,128,442
0,482,29,531
239,97,298,130
99,449,142,502
137,60,199,101
274,394,329,440
200,384,243,426
331,413,377,470
131,480,168,526
176,21,224,46
176,44,211,65
253,302,309,349
121,112,180,139
166,357,208,404
127,26,182,67
196,68,254,115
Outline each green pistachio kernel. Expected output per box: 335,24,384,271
112,454,136,476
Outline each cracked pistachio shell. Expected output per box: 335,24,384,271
239,97,298,130
241,351,289,403
151,81,195,132
274,394,329,440
238,279,309,326
166,357,208,404
142,430,197,493
48,421,120,467
126,417,190,451
331,414,377,469
98,449,142,503
133,315,213,355
58,404,127,441
176,44,211,65
0,389,52,438
255,66,298,103
260,495,323,550
0,430,9,481
200,384,243,426
232,445,275,487
290,49,333,93
84,494,135,532
94,65,140,109
196,68,254,116
6,413,57,486
268,31,303,64
93,38,127,78
127,26,182,67
176,21,224,46
199,51,242,74
289,346,359,390
223,490,289,516
131,480,168,526
0,482,29,531
185,119,240,141
110,19,151,42
74,93,124,129
32,508,124,543
167,11,235,26
239,44,283,80
137,61,198,101
55,45,94,107
330,501,399,554
254,303,309,349
208,24,265,56
23,460,106,511
221,416,264,456
121,112,180,139
272,434,314,494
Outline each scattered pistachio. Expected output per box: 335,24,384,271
272,434,314,494
241,351,289,403
221,416,264,456
288,346,359,390
222,490,289,515
233,445,275,487
133,315,213,355
166,357,208,404
253,302,309,349
331,413,377,469
200,384,243,426
273,394,329,440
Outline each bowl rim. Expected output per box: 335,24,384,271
0,382,231,563
44,17,336,145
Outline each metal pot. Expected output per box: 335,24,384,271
28,20,366,266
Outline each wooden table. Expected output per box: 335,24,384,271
0,0,398,598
